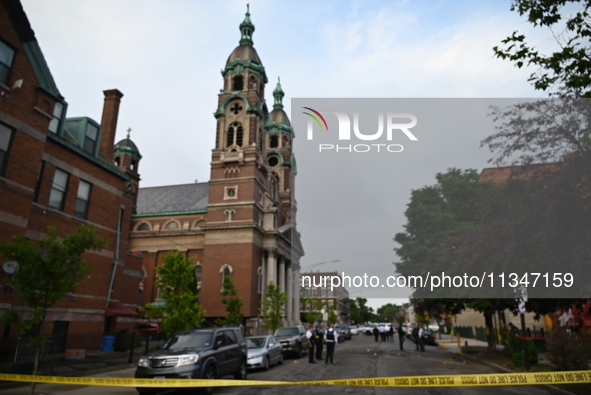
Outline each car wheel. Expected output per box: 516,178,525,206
296,344,303,358
202,365,216,395
278,353,284,365
263,356,270,371
234,359,247,380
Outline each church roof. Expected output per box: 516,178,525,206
136,182,209,215
227,44,261,65
269,108,290,125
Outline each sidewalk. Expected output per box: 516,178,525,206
436,333,490,354
0,365,137,394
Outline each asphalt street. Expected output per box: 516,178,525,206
0,334,572,394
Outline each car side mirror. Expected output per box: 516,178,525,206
214,340,222,349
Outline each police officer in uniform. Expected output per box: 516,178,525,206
324,323,336,364
306,326,316,363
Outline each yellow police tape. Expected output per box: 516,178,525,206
1,371,591,388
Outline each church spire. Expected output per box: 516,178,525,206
239,4,255,46
273,77,284,110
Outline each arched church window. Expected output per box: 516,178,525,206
250,75,257,89
220,264,233,290
232,75,244,91
270,135,278,148
164,221,179,230
137,222,150,231
224,209,235,222
114,157,121,167
227,122,243,148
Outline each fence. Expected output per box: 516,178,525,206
0,333,153,377
453,325,591,357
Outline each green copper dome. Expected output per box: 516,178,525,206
114,128,142,161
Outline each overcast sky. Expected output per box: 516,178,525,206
21,0,556,312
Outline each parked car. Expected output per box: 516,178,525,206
363,324,376,335
422,329,437,345
134,323,162,340
135,327,247,395
246,335,283,370
349,325,359,335
274,325,308,358
336,324,352,341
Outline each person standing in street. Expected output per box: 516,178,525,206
325,323,336,364
412,325,420,350
307,326,316,363
398,326,405,351
417,324,426,352
315,325,325,360
372,326,379,342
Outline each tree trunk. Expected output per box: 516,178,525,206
484,310,496,351
30,344,41,395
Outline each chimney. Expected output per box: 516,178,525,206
100,89,124,158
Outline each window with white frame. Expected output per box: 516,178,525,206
48,102,64,134
74,180,91,219
49,168,69,211
83,123,99,154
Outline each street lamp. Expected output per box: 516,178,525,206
300,259,340,273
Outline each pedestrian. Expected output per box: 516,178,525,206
389,325,394,342
417,324,425,352
315,325,324,360
306,325,316,363
325,323,336,364
412,325,420,350
397,326,405,351
372,326,379,342
379,324,386,342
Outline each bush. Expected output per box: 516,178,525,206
546,329,589,371
113,329,141,352
510,341,538,368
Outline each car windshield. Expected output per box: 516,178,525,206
275,328,298,336
247,338,266,349
162,332,213,350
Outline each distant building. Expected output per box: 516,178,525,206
300,271,350,324
129,7,304,334
0,0,143,339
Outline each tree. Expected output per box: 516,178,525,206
394,168,493,293
260,282,286,332
349,297,376,324
0,225,108,381
153,251,205,337
327,310,339,325
216,275,244,327
376,303,401,322
493,0,591,97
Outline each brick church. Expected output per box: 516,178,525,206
129,7,304,333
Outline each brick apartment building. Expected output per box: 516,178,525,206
129,7,304,334
0,0,143,339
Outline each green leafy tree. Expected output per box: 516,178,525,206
394,168,492,290
349,297,376,324
260,282,286,332
154,251,205,337
493,0,591,97
0,225,108,381
327,310,339,325
376,303,401,322
216,275,244,327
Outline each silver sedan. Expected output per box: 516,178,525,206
246,335,284,371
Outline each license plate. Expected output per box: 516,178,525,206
154,376,166,379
